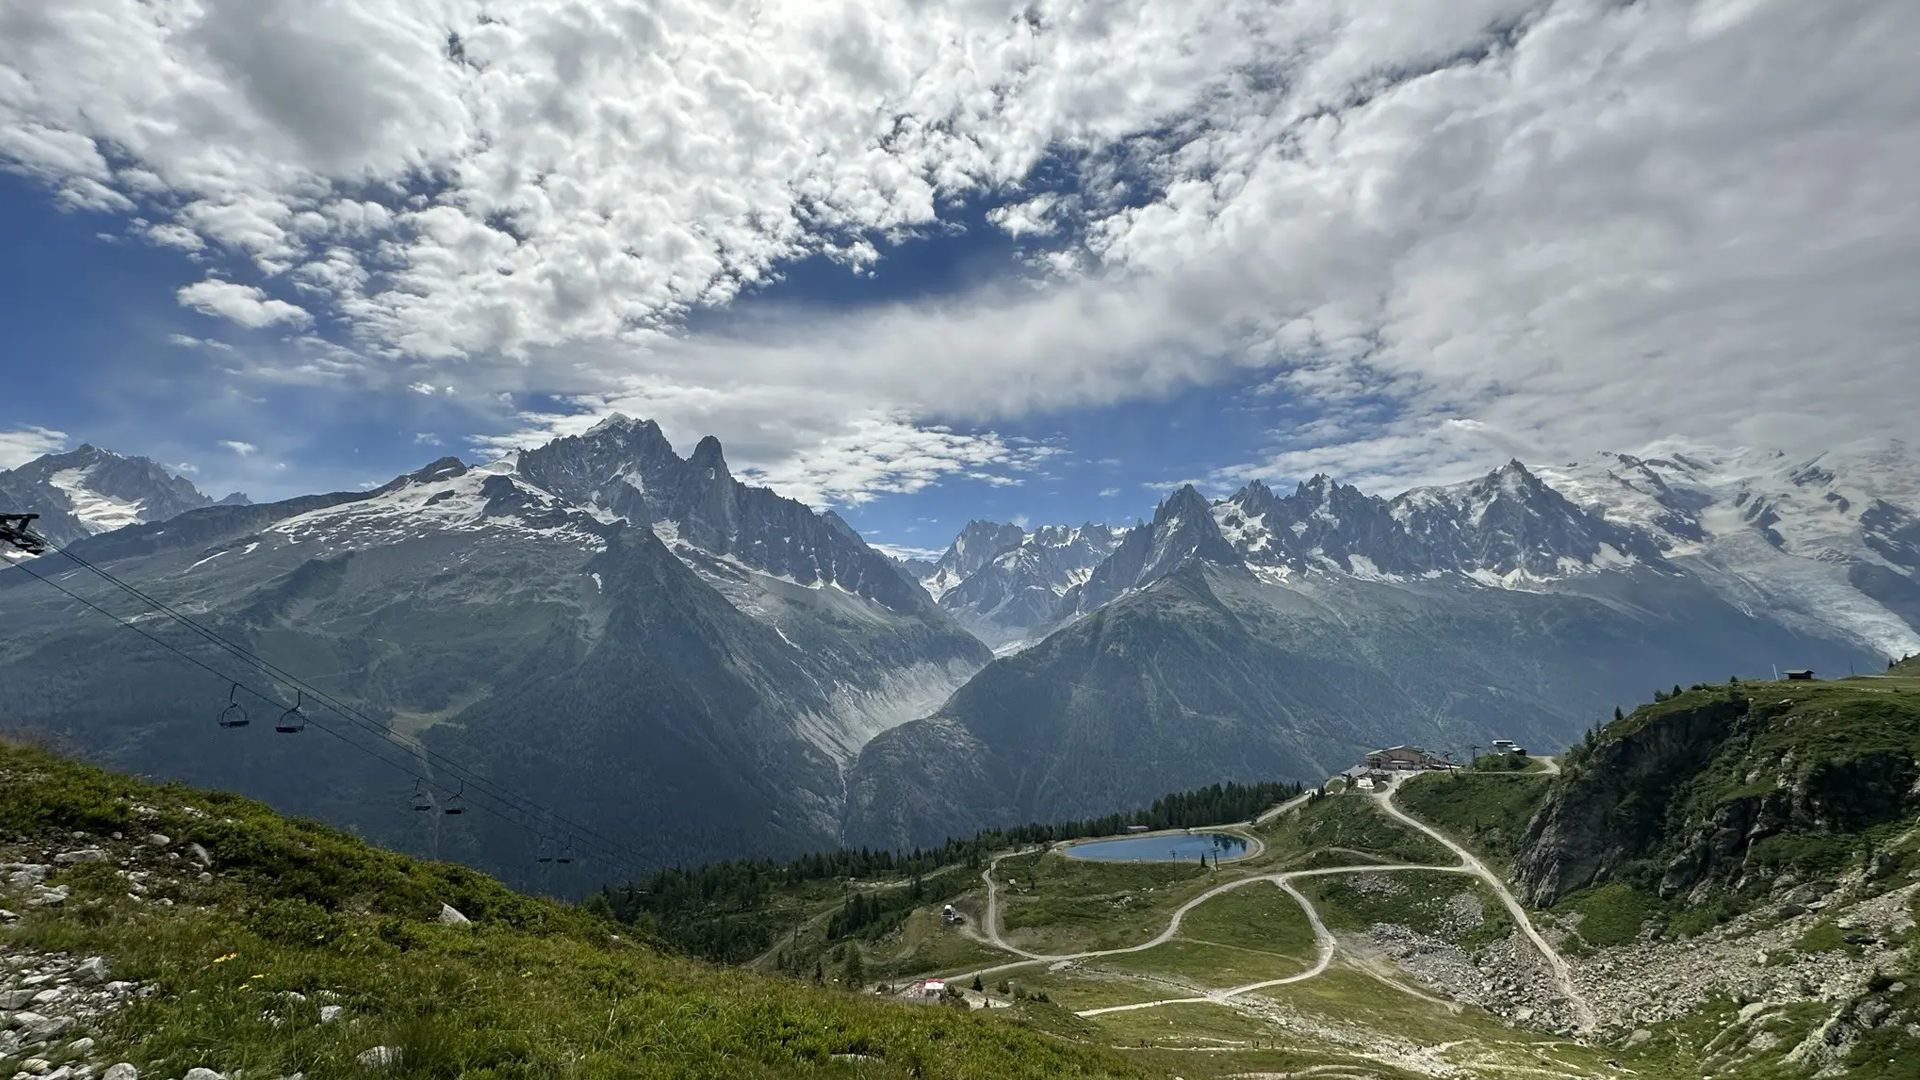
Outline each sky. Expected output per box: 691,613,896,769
1,0,1916,558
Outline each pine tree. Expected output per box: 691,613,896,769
842,947,865,988
971,974,984,993
812,959,824,985
1614,706,1624,721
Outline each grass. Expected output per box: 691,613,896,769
1176,881,1319,959
1094,938,1306,990
1298,871,1514,951
1257,791,1449,866
1553,882,1661,948
0,738,1153,1080
1087,880,1321,990
1394,770,1552,869
994,852,1212,953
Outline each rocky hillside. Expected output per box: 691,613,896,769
843,549,1860,851
0,738,1145,1080
1514,673,1920,910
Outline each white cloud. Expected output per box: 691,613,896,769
0,426,67,469
867,541,944,563
171,461,199,474
1,0,1916,498
413,432,440,445
177,279,312,329
218,439,258,457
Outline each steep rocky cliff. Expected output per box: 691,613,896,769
1514,676,1920,908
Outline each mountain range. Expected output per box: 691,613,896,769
0,444,247,548
2,427,1915,878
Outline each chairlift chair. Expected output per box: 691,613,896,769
536,838,554,864
217,683,250,729
274,690,307,734
409,780,434,812
555,837,575,865
443,780,467,815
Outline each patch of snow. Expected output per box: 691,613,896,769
47,467,147,532
185,549,229,572
589,572,603,592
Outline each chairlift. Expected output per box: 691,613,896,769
536,838,554,864
443,780,467,815
217,683,250,729
274,690,307,734
555,836,575,865
409,779,434,812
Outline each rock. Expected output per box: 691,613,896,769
66,1037,95,1054
196,872,213,884
0,908,19,922
1777,902,1806,918
26,885,69,907
102,1065,138,1080
0,989,35,1009
318,1005,343,1023
355,1046,400,1068
53,849,108,865
1626,1028,1653,1047
22,1012,72,1039
74,957,109,985
1785,881,1837,906
1866,850,1898,881
144,835,170,848
20,1059,52,1076
182,1069,224,1080
436,903,470,926
186,844,212,868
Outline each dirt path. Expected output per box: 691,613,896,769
1375,773,1594,1031
934,779,1594,1036
942,783,1592,1033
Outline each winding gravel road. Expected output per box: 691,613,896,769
942,775,1593,1033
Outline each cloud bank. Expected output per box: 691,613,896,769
2,0,1915,499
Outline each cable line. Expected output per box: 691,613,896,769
43,543,654,871
2,540,647,878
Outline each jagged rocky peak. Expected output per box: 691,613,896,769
410,456,470,483
0,443,231,546
515,414,941,616
688,434,729,476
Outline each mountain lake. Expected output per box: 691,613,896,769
1062,833,1250,862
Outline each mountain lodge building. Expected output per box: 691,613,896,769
1364,745,1455,771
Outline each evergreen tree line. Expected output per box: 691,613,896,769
587,777,1304,963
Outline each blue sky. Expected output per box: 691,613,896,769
2,0,1915,559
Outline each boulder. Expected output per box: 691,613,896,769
102,1065,139,1080
186,843,213,868
74,957,110,985
319,1005,343,1023
53,848,109,865
356,1046,401,1068
437,903,470,926
183,1069,226,1080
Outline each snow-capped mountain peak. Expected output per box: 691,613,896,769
0,444,245,548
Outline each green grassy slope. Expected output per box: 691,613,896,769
1395,770,1552,870
0,739,1152,1080
1515,672,1920,917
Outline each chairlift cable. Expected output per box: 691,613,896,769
1,553,642,877
50,544,648,864
37,544,652,871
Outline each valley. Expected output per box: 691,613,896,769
612,666,1920,1079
